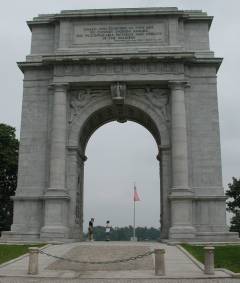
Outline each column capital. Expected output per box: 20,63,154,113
156,145,170,161
168,81,189,91
67,146,87,162
50,83,69,92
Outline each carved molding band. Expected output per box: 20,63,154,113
54,62,183,77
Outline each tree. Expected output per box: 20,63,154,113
226,177,240,236
0,124,19,234
84,225,160,241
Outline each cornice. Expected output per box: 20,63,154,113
27,7,213,30
42,52,195,63
181,14,213,29
185,57,223,71
17,53,222,73
168,195,227,200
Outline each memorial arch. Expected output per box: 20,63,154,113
2,7,238,242
68,85,169,239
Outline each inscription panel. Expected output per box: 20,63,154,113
72,20,168,46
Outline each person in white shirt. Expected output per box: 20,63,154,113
105,220,111,241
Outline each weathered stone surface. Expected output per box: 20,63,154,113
0,278,239,283
2,7,238,242
48,246,153,271
0,242,233,279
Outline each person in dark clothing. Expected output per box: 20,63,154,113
88,218,94,241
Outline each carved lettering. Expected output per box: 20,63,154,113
73,21,167,46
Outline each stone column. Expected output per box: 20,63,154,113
158,146,171,239
78,152,87,241
49,84,68,190
168,81,195,239
41,84,70,240
67,146,87,240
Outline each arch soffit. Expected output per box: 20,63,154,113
68,94,170,150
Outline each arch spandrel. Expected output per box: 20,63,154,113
67,86,170,150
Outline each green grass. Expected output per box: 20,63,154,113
0,244,44,265
181,244,240,273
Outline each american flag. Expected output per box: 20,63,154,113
133,185,140,202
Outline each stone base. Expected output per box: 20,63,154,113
0,231,40,243
169,226,196,239
0,231,80,244
40,225,70,241
1,226,84,243
195,231,240,242
2,231,239,244
163,231,239,244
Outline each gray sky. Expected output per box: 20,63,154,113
0,0,239,230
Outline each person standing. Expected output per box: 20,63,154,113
105,220,111,241
88,218,94,241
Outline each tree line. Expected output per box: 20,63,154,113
84,226,160,241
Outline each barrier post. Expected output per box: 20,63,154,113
28,247,39,275
204,246,215,275
154,249,166,276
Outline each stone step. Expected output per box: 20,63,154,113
0,277,238,283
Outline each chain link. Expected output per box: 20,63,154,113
39,249,154,265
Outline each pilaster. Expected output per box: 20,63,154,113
40,83,70,240
158,145,171,239
168,81,196,239
67,146,87,240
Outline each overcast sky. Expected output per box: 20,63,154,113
0,0,239,230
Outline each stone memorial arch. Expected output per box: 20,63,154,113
2,7,238,242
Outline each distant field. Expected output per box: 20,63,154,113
0,244,44,265
181,244,240,273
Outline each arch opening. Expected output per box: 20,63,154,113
68,102,170,241
84,121,160,238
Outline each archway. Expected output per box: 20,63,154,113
6,7,237,243
67,92,171,240
83,121,160,237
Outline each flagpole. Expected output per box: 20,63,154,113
133,194,136,240
133,182,140,241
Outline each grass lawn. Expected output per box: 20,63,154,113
0,244,44,265
181,244,240,273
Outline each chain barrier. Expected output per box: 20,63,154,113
39,249,154,265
